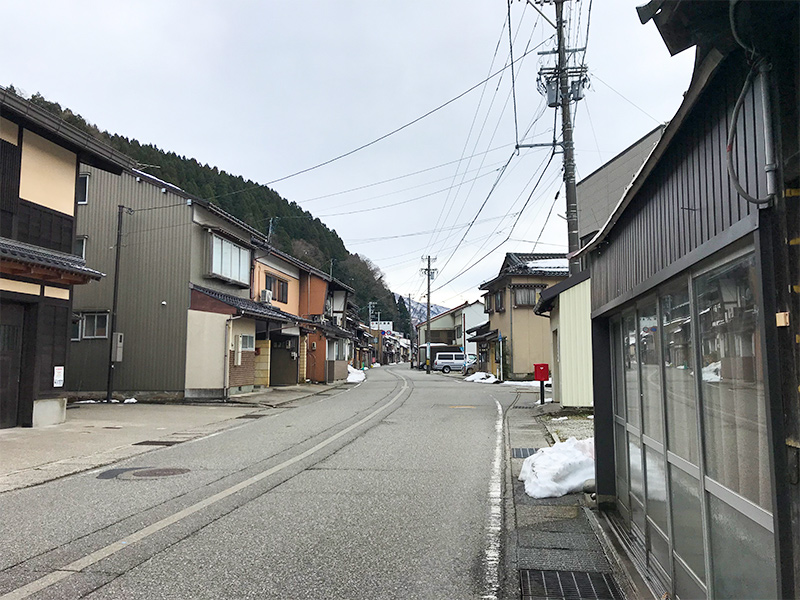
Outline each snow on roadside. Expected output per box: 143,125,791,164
702,361,721,382
518,437,595,498
347,365,366,383
464,372,498,384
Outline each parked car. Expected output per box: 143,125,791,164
462,357,478,376
432,352,467,373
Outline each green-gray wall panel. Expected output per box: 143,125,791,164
68,168,191,393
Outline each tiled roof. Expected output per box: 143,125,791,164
0,237,103,280
191,284,297,322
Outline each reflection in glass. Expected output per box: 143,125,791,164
675,558,706,600
696,254,771,509
615,423,629,511
639,303,662,441
708,494,776,599
623,314,640,428
612,320,625,418
629,434,646,535
669,464,705,581
645,447,667,532
661,285,699,464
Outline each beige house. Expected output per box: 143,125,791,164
479,254,567,380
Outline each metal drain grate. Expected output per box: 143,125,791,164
132,440,180,446
236,414,265,419
519,570,622,600
512,448,539,458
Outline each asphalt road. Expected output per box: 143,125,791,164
0,365,513,600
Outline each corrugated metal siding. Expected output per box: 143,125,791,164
591,57,764,311
558,279,593,407
68,168,191,392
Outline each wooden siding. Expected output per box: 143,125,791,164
68,168,193,392
591,58,766,311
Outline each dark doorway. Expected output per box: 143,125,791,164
270,335,298,386
0,303,24,428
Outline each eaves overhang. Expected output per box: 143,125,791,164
191,284,296,323
534,270,590,315
1,88,135,175
0,237,103,285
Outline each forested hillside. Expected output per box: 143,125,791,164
15,88,413,336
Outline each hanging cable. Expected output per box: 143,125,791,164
508,0,520,149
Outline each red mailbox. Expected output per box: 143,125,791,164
534,363,549,381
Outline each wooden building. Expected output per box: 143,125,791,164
581,2,799,597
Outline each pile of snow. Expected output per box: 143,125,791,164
347,365,366,383
465,372,498,384
702,361,721,382
500,379,552,389
518,437,595,498
371,363,382,368
124,398,137,404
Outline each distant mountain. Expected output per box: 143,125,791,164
397,295,450,326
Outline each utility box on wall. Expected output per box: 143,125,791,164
112,332,124,362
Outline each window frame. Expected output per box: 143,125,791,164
209,233,250,287
76,173,89,205
73,236,87,259
82,312,109,339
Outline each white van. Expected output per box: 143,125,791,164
432,352,466,373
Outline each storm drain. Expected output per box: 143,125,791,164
519,570,622,600
132,440,180,446
237,414,265,419
512,448,539,459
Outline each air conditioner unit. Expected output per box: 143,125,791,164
260,289,273,303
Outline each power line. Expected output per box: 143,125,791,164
258,44,552,189
295,147,511,204
314,167,502,217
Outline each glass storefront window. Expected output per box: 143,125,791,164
623,314,640,428
615,422,629,511
695,253,771,509
669,464,705,581
708,494,776,599
639,303,662,441
661,284,699,464
645,446,668,532
612,320,625,418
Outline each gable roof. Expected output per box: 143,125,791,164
480,253,569,290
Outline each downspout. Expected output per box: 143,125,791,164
223,313,243,401
509,289,514,377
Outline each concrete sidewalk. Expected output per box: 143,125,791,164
0,381,346,494
504,390,634,600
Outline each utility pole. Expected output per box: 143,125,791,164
106,205,132,402
555,0,580,275
420,256,437,374
527,0,586,275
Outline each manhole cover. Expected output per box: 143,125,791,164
520,570,622,600
132,468,190,478
512,447,539,458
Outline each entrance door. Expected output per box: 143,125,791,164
0,303,24,428
270,336,298,386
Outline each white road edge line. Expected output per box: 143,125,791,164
2,376,409,600
481,398,503,600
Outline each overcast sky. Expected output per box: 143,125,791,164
3,1,694,308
